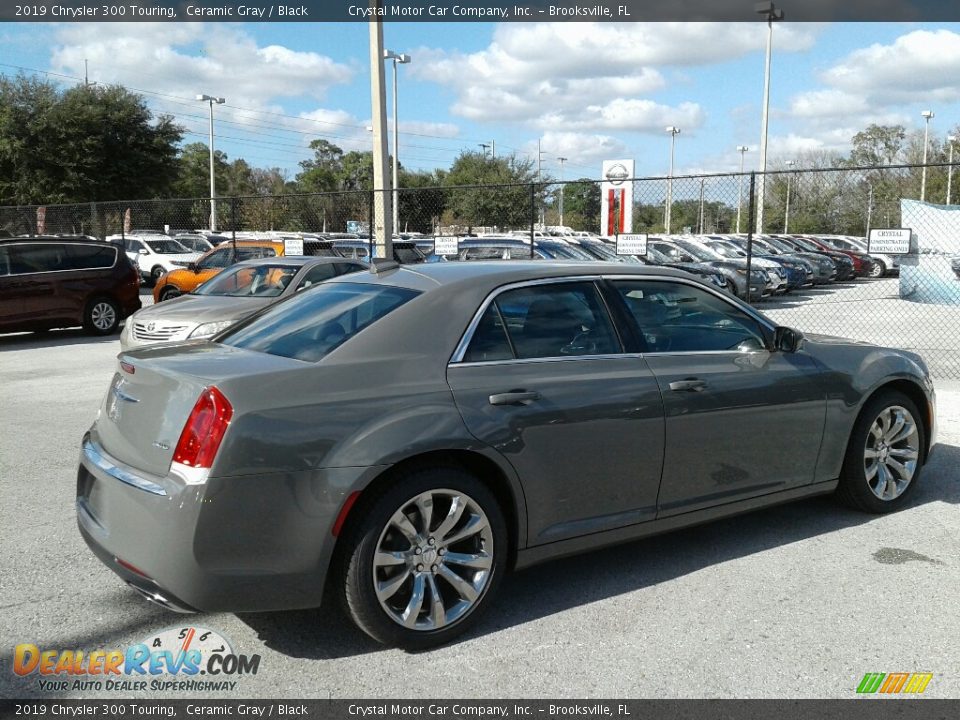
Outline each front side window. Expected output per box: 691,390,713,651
463,281,620,361
295,262,338,290
219,282,419,362
144,239,189,255
198,248,231,270
612,280,767,353
194,264,299,297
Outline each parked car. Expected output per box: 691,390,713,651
799,236,878,278
741,235,839,284
820,236,899,277
678,236,789,294
0,236,140,335
111,234,200,288
331,239,426,264
121,256,366,350
77,261,936,650
173,233,217,254
647,238,767,298
152,238,341,303
701,237,813,290
778,236,856,280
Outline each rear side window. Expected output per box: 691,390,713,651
219,282,419,362
7,244,69,274
67,244,117,270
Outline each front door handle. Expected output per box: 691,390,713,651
669,378,707,392
489,390,541,406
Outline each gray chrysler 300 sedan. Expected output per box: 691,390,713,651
77,261,937,649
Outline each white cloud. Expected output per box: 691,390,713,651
529,131,630,176
413,22,817,133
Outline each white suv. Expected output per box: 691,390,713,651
109,234,201,287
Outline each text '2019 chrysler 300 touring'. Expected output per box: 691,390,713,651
77,261,936,649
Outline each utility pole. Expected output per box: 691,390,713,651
783,160,795,233
84,59,96,87
196,94,225,231
368,10,393,258
558,157,568,226
384,49,410,237
490,140,496,159
479,143,490,157
755,1,784,235
536,139,547,226
736,145,749,233
947,134,956,205
698,177,706,234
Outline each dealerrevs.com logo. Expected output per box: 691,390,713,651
856,672,934,695
13,626,261,693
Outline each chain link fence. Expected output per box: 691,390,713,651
2,164,958,377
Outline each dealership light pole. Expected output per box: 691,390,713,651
754,1,783,234
196,94,225,231
736,145,749,232
947,134,956,205
783,160,795,233
920,110,934,202
665,126,680,233
557,156,567,225
384,49,411,234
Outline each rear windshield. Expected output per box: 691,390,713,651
218,281,419,362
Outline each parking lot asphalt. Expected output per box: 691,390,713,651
1,281,958,699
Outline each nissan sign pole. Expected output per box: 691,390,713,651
600,160,634,238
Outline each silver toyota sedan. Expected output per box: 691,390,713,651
78,261,936,649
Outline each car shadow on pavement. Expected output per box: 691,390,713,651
239,442,959,659
0,328,122,352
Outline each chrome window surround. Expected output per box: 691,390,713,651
449,273,777,365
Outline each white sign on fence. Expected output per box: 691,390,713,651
868,228,911,255
433,236,460,256
283,237,304,256
616,233,648,256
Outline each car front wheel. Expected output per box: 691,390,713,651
83,297,120,335
837,391,925,513
868,260,886,278
158,286,181,302
340,466,507,649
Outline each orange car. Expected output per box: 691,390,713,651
153,238,336,302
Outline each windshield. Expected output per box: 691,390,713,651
672,240,722,261
145,239,190,254
705,241,745,258
581,241,642,263
218,282,419,362
194,264,300,297
539,242,593,260
643,245,673,264
763,237,794,253
790,237,822,252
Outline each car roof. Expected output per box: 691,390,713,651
332,259,695,294
0,235,116,245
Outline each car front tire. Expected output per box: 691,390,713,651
868,261,886,278
836,391,925,514
158,286,182,302
149,265,165,287
83,296,121,335
340,466,507,650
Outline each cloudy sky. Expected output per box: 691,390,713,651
3,21,960,179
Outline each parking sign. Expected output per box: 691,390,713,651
868,228,911,255
616,233,648,256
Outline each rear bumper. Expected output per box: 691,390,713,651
76,432,370,613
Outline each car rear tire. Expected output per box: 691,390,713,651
836,391,925,514
339,466,507,650
868,261,886,278
158,286,181,302
149,265,165,287
83,296,120,335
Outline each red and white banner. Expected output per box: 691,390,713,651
600,160,634,237
124,208,132,235
36,206,46,235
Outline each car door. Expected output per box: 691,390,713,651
446,279,665,546
607,278,826,516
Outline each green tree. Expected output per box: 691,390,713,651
0,76,182,205
559,179,601,231
295,139,344,192
443,151,537,230
172,142,229,199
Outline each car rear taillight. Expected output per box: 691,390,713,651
173,387,233,472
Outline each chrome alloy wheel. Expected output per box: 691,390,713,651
90,301,117,331
373,489,494,631
864,405,920,501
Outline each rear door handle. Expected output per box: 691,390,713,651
669,378,707,392
488,390,541,406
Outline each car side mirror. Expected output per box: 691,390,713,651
774,326,803,353
188,262,200,273
138,248,149,255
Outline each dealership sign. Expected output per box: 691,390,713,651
283,237,304,256
600,159,634,237
868,228,911,255
616,233,648,256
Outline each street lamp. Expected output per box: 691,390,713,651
920,109,934,202
947,134,956,205
736,145,749,233
783,160,795,233
754,1,783,234
384,49,411,234
196,94,225,231
557,156,568,226
665,126,681,233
